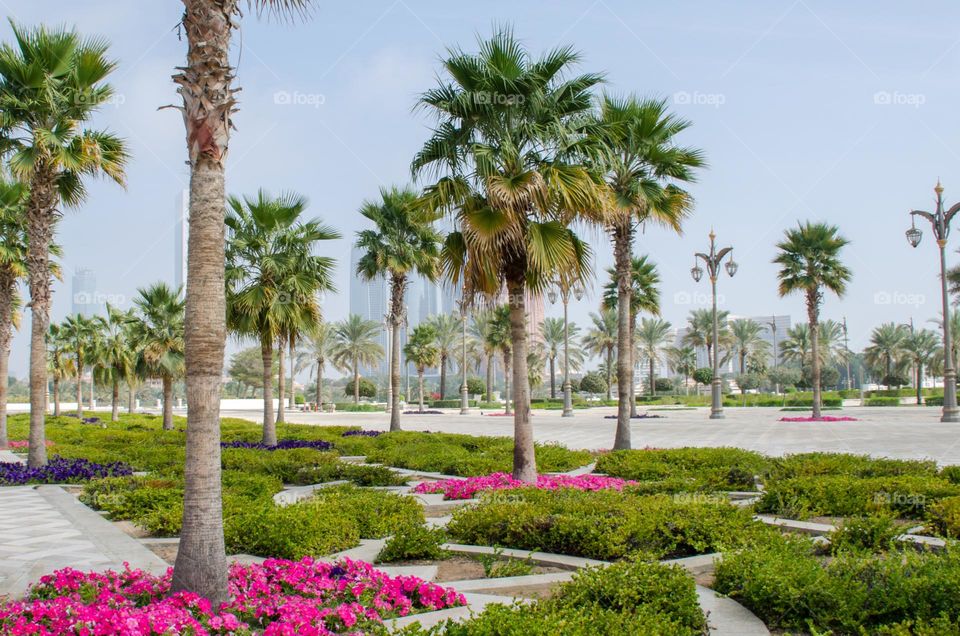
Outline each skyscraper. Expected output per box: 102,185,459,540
348,245,389,376
174,190,188,291
71,268,98,316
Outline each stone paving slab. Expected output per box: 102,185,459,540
0,485,167,599
697,584,770,635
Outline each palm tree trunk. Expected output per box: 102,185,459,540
486,353,493,403
353,359,360,404
507,278,535,483
53,378,61,417
76,354,83,418
170,0,233,604
439,355,447,399
111,379,120,422
808,294,822,419
418,368,425,413
260,336,276,444
288,336,295,409
25,161,57,468
612,220,632,449
549,356,556,399
315,360,323,411
276,337,285,424
503,351,512,415
162,375,174,431
917,362,923,405
0,275,13,448
649,357,656,397
605,348,613,402
389,273,404,430
127,383,134,414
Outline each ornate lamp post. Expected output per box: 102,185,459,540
906,181,960,422
691,230,738,419
842,317,852,391
548,279,585,417
458,298,471,415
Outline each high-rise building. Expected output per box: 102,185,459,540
174,190,189,291
71,268,98,316
348,245,389,376
748,314,792,367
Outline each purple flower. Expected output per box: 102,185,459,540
220,439,333,451
341,430,383,438
0,456,132,486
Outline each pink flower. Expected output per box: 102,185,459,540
412,471,636,500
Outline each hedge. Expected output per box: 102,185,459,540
866,397,901,406
595,447,769,492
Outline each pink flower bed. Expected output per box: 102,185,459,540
412,471,636,500
0,558,465,635
6,440,53,449
779,415,859,422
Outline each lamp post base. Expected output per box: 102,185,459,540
561,382,573,418
941,409,960,423
710,379,724,419
459,387,470,415
710,411,726,420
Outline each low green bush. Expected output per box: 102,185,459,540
596,447,768,491
867,397,902,406
925,496,960,538
446,488,764,560
376,524,448,563
224,500,360,559
715,531,960,634
926,396,944,406
767,452,938,480
828,514,900,554
418,559,706,636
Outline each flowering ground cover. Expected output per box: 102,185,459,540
779,415,859,422
220,439,334,451
0,558,465,635
340,430,382,438
0,456,131,486
412,471,636,500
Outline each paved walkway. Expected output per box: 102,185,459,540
221,405,960,465
0,485,168,598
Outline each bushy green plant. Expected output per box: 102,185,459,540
596,447,768,491
828,514,900,554
307,485,423,539
769,453,938,479
867,396,902,406
376,524,448,563
475,547,535,578
926,496,960,538
224,501,360,559
446,488,764,560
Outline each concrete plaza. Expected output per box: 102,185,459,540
221,405,960,466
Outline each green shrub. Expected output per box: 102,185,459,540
446,488,764,560
376,524,448,563
224,501,359,559
596,447,768,491
926,396,944,406
867,396,902,406
308,485,423,539
768,452,938,479
926,496,960,538
828,514,900,554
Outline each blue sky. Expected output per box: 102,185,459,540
2,1,959,375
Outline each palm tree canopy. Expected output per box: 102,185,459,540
404,323,440,371
413,26,606,297
94,303,136,385
539,316,585,370
635,317,672,365
774,222,851,303
583,308,618,360
602,255,661,317
331,314,384,373
864,322,910,376
130,282,185,379
0,21,128,204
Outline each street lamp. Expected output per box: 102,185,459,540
692,229,737,420
548,278,585,417
906,181,960,422
458,297,471,415
842,317,852,391
382,315,392,414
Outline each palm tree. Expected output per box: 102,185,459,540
470,308,501,403
540,317,584,399
46,323,72,417
355,185,440,430
170,0,316,605
130,283,185,431
774,222,851,418
583,309,619,401
60,314,100,418
297,322,335,411
332,314,384,404
903,328,939,404
603,255,661,417
413,28,605,483
485,305,513,414
427,313,460,399
95,304,136,422
0,178,27,447
667,345,696,395
226,189,337,442
593,96,702,449
683,308,732,368
0,23,128,467
404,323,440,413
730,319,770,374
864,322,910,386
635,318,672,396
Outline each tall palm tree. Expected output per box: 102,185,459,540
60,314,99,418
470,308,500,403
635,317,672,396
902,328,939,404
0,178,27,447
95,304,136,422
427,313,460,399
170,0,316,604
683,308,733,368
485,305,513,414
774,222,851,418
332,314,384,404
355,185,440,429
413,28,605,483
864,322,910,385
583,309,619,401
540,317,584,399
730,319,770,374
0,23,127,467
603,255,661,417
593,96,702,449
130,283,185,431
404,323,440,413
226,189,337,441
297,322,335,411
667,345,696,395
46,323,72,418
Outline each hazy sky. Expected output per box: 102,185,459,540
2,1,959,376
